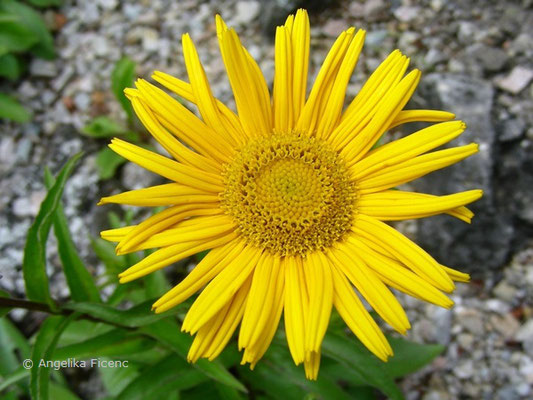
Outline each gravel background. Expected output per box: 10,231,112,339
1,0,532,398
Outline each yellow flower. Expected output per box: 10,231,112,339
100,10,482,379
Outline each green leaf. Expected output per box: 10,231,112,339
22,153,82,308
0,53,22,80
99,358,143,396
0,367,29,392
81,116,126,138
44,168,101,303
140,319,247,393
90,236,128,276
0,318,31,376
111,57,136,121
383,337,444,378
95,146,127,180
0,93,32,123
30,314,77,400
144,270,170,298
321,332,404,400
49,381,82,400
0,289,11,318
54,329,155,360
0,18,38,53
241,342,353,400
26,0,63,8
63,300,178,328
116,354,208,400
0,0,55,59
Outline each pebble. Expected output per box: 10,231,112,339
393,6,420,23
493,280,518,303
516,319,533,342
500,118,526,142
234,1,260,24
455,360,474,379
29,59,58,78
142,28,160,53
496,66,533,94
363,0,388,21
12,191,46,218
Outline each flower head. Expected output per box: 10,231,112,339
100,10,482,379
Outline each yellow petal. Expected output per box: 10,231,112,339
98,183,220,206
353,214,455,292
153,240,245,312
358,189,483,222
182,245,262,334
328,257,392,360
389,109,455,129
329,245,411,333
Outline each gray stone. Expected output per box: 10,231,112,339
455,359,474,379
234,1,261,25
516,319,533,342
466,43,509,73
12,191,46,218
493,280,518,302
364,30,388,49
363,0,388,22
414,74,513,275
496,66,533,94
393,6,420,23
142,28,160,53
499,118,525,142
29,59,58,78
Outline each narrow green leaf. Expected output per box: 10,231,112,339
116,354,208,400
0,0,55,59
144,270,170,298
0,19,38,53
99,358,142,396
140,319,247,392
44,168,101,303
49,382,82,400
30,314,77,400
0,289,11,317
63,300,180,328
81,116,126,138
90,236,127,276
0,316,32,376
54,329,155,360
25,0,63,8
95,147,127,180
383,337,445,378
321,332,404,400
22,153,82,308
111,57,136,121
0,93,31,123
0,367,29,392
0,53,21,80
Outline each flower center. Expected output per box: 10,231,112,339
221,133,357,256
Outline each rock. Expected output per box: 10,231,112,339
496,139,533,225
493,280,518,302
496,66,533,94
121,161,161,191
466,43,509,73
458,308,484,335
29,59,58,78
499,118,525,142
51,65,75,92
234,1,261,25
12,191,46,218
141,28,160,53
455,360,474,379
516,319,533,342
491,313,520,340
393,6,420,23
457,333,474,348
73,92,91,111
364,30,388,49
322,19,345,37
363,0,388,22
414,74,513,275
